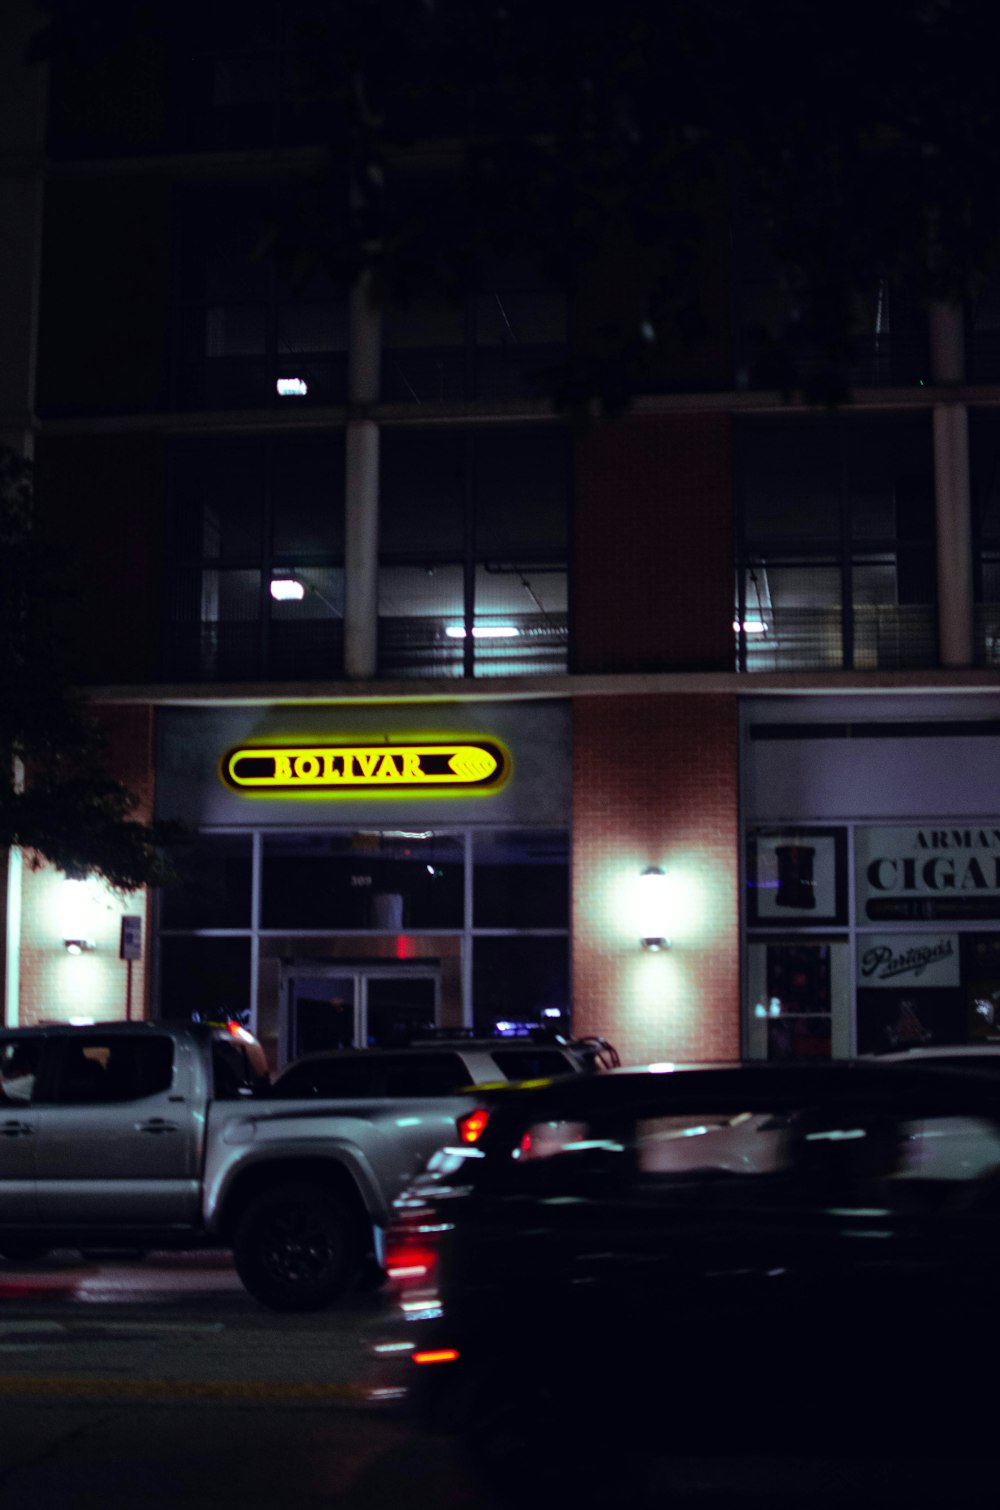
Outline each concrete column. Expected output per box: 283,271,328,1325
344,263,382,679
929,301,974,667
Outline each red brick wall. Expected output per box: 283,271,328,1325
573,412,733,673
572,692,740,1066
93,703,156,824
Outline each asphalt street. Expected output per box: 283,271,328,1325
0,1251,995,1510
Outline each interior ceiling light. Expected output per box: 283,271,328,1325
445,625,520,639
276,377,308,396
270,576,306,602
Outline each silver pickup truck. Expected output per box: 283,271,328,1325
0,1020,511,1310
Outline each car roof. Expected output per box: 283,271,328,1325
273,1039,582,1069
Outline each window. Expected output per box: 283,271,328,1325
730,180,928,392
50,1035,174,1105
261,832,464,931
156,824,570,1045
173,180,349,410
490,1048,575,1080
0,1039,41,1106
160,833,253,929
164,436,345,681
158,938,252,1025
273,1057,380,1099
735,416,937,671
378,428,569,678
473,830,569,928
473,937,570,1038
212,1038,264,1099
382,1054,471,1096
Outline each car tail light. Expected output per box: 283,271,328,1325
384,1240,440,1284
457,1106,490,1144
412,1348,459,1365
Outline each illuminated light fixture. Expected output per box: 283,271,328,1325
61,875,96,955
444,625,519,639
638,866,670,951
733,619,767,634
270,575,307,602
412,1348,460,1365
276,377,308,397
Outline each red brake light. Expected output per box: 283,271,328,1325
457,1107,490,1144
412,1348,459,1365
384,1242,439,1283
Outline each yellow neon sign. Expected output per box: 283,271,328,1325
221,741,509,795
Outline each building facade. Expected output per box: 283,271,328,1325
4,3,1000,1071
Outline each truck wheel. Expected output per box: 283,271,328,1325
232,1183,363,1312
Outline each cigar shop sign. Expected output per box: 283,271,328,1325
857,824,1000,924
221,739,510,798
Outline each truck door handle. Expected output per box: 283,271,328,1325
136,1119,179,1135
0,1120,34,1137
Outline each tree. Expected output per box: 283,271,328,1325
0,447,179,890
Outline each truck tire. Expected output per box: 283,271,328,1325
232,1182,363,1311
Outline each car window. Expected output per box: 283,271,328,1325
490,1049,574,1080
496,1088,1000,1209
50,1035,174,1105
382,1053,470,1096
0,1039,41,1106
272,1058,382,1098
212,1039,265,1099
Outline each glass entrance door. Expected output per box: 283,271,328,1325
282,966,441,1063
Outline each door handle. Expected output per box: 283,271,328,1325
136,1119,179,1135
0,1120,34,1137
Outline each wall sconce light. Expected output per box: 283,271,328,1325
61,875,95,955
638,866,670,951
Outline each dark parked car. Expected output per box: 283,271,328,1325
270,1030,619,1100
370,1061,1000,1506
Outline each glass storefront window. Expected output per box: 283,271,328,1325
158,936,252,1023
472,936,570,1037
747,819,1000,1057
473,829,569,928
746,939,851,1061
260,831,465,931
160,833,253,929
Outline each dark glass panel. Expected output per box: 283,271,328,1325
472,936,570,1037
159,833,253,929
261,833,463,930
473,830,569,929
158,937,252,1023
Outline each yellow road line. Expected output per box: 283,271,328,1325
0,1376,366,1402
